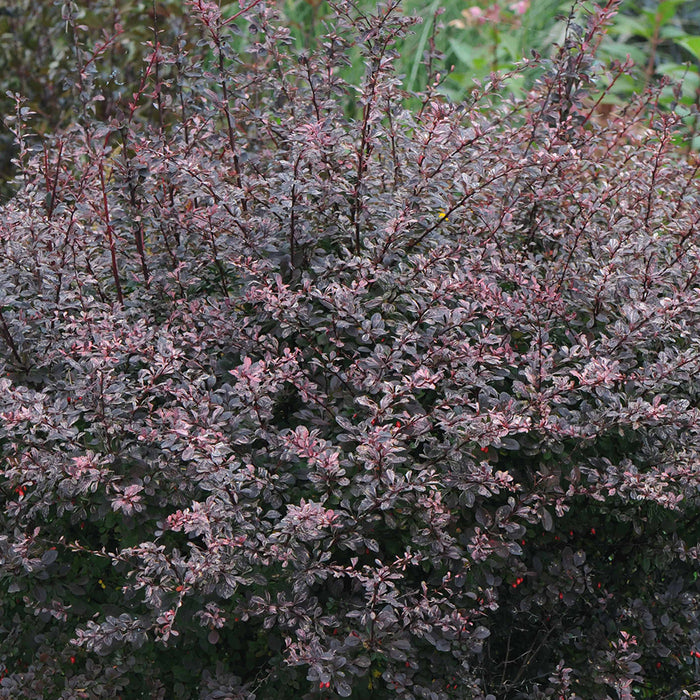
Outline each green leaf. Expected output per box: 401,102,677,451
657,0,686,26
448,37,477,67
610,14,651,40
676,35,700,63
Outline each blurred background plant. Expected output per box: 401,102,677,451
2,0,700,201
600,0,700,147
265,0,700,132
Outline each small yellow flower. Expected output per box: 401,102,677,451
438,209,448,221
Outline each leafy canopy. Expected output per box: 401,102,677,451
1,1,700,699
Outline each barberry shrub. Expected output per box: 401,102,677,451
1,0,700,698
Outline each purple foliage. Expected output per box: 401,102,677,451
1,1,700,698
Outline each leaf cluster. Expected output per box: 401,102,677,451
1,1,700,699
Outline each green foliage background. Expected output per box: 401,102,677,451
2,0,700,202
